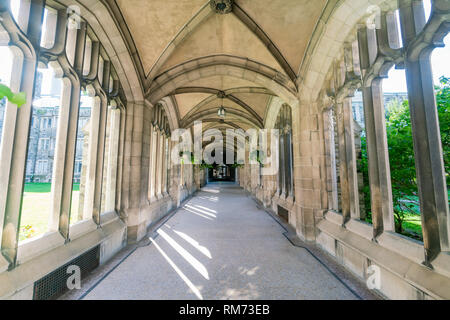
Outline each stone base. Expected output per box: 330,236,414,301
0,212,127,300
316,212,450,300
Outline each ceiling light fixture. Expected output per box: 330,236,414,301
217,91,226,118
218,106,226,118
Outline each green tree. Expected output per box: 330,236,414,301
435,76,450,186
360,76,449,237
385,99,419,235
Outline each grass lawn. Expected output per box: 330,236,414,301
19,183,80,241
24,183,80,193
401,212,423,241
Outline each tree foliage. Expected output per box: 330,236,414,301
435,76,450,185
360,76,449,238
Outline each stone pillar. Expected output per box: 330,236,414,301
279,128,286,197
336,101,351,222
156,133,164,199
105,108,120,212
340,98,361,221
1,1,45,266
77,122,90,221
358,26,395,238
399,0,449,260
294,101,326,241
92,93,108,225
116,107,126,213
82,95,101,221
149,126,158,202
162,137,169,195
322,108,339,211
122,102,146,243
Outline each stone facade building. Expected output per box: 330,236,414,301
0,0,448,301
5,100,91,184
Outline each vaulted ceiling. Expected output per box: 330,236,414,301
109,0,328,132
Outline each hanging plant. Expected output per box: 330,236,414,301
250,149,266,167
0,83,26,107
179,151,197,164
199,161,214,169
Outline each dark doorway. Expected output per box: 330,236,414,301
208,165,236,182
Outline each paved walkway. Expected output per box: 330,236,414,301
83,183,359,300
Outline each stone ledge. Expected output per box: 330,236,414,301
432,252,450,279
345,218,373,241
317,219,450,300
377,231,425,266
100,211,120,226
69,219,98,241
325,210,344,226
0,255,8,274
0,219,126,299
16,231,65,266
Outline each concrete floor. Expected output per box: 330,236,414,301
82,183,359,300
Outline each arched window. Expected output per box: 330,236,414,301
0,2,127,266
148,103,171,202
275,104,294,199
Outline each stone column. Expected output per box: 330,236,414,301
341,98,361,221
162,137,168,195
336,101,351,222
122,102,146,243
322,108,339,211
294,101,326,241
399,0,449,260
156,133,164,199
279,126,286,197
1,1,45,266
149,126,158,202
82,95,101,221
358,26,395,238
50,76,72,230
116,107,126,214
92,92,108,225
168,139,180,206
105,108,120,212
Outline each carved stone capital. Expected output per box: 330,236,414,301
210,0,233,14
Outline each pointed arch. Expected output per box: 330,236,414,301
146,55,298,108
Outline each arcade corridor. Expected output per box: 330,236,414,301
0,0,449,301
74,184,367,300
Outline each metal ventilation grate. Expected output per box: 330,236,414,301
33,245,100,300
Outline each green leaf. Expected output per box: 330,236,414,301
0,83,26,107
11,92,27,107
0,84,13,100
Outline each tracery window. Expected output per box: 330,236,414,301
148,103,171,202
274,104,294,199
0,2,126,263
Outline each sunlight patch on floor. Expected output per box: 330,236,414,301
202,188,220,194
198,196,218,203
185,204,217,218
157,229,210,280
150,238,204,300
183,207,215,220
171,228,212,259
194,205,217,214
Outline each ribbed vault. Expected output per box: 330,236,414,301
103,0,329,134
